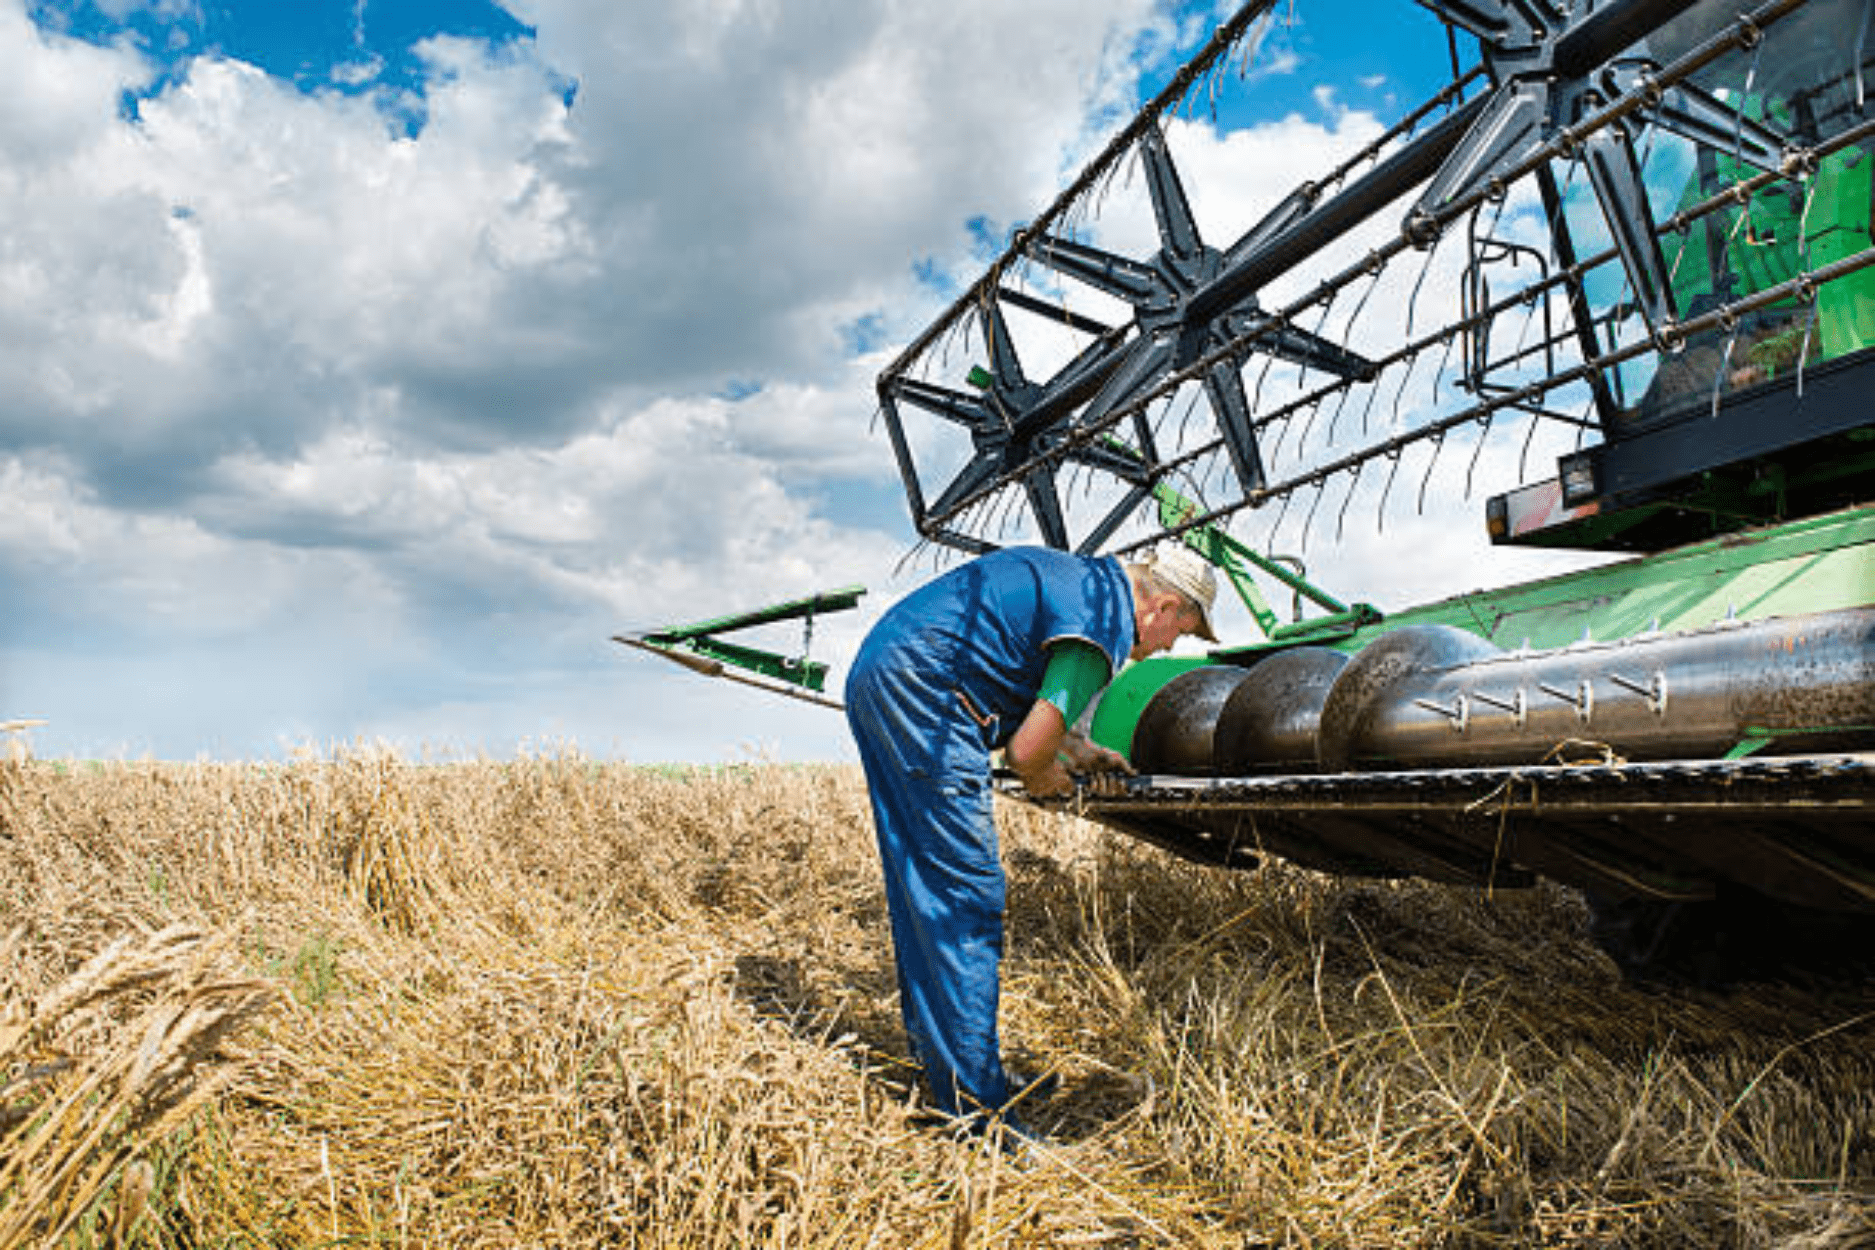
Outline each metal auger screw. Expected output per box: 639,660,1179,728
1469,687,1528,728
1539,679,1593,725
1608,671,1668,716
1415,694,1470,733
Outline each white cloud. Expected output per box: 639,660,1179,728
330,56,383,87
91,0,198,23
10,0,1165,757
1249,47,1301,79
0,0,1614,761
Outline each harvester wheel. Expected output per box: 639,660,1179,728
1587,887,1875,989
1585,892,1735,988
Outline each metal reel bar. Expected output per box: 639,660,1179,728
890,0,1839,556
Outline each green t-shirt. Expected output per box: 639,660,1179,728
1036,639,1112,730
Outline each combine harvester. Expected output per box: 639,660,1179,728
641,0,1875,982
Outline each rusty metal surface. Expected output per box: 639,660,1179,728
1214,646,1348,772
1314,625,1505,769
1129,665,1253,775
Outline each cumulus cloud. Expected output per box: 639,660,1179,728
4,0,1185,479
0,0,1618,761
0,0,1211,756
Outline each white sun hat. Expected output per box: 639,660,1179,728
1145,544,1219,642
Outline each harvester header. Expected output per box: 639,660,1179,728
620,0,1875,982
871,0,1875,982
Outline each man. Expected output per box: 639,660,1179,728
844,543,1219,1129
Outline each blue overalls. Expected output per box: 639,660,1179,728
844,548,1134,1121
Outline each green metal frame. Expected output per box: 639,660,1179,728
1091,502,1875,758
614,586,866,705
1151,479,1380,641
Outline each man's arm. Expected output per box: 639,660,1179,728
1005,699,1072,797
1005,640,1117,798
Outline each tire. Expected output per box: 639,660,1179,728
1587,887,1875,988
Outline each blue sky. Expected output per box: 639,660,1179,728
35,0,533,104
30,1,1458,127
3,0,1603,762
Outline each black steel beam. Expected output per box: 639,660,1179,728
1552,0,1709,77
1184,93,1488,325
1591,350,1875,500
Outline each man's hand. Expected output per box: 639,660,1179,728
1057,732,1135,777
1054,732,1136,797
1012,756,1075,799
1005,705,1137,799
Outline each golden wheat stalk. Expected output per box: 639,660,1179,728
0,924,274,1245
1,752,1870,1246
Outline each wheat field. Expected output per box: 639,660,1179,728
1,749,1871,1247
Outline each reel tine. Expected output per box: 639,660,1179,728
1207,451,1237,505
1860,0,1872,109
1796,295,1820,400
1270,484,1296,552
1711,323,1739,422
1265,405,1294,467
1794,175,1821,400
1465,414,1493,499
893,538,927,578
1404,228,1442,340
1417,429,1445,515
1432,322,1457,407
1388,347,1421,435
1736,33,1762,168
1334,463,1363,543
1299,478,1328,554
1296,288,1340,392
1377,449,1404,534
1270,399,1309,466
1517,407,1542,482
1347,265,1383,335
998,486,1024,543
1356,359,1387,440
1250,344,1279,418
1511,286,1542,361
1321,373,1360,449
1173,383,1204,454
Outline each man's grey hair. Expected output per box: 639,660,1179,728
1126,562,1198,613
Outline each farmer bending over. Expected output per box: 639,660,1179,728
844,544,1218,1129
